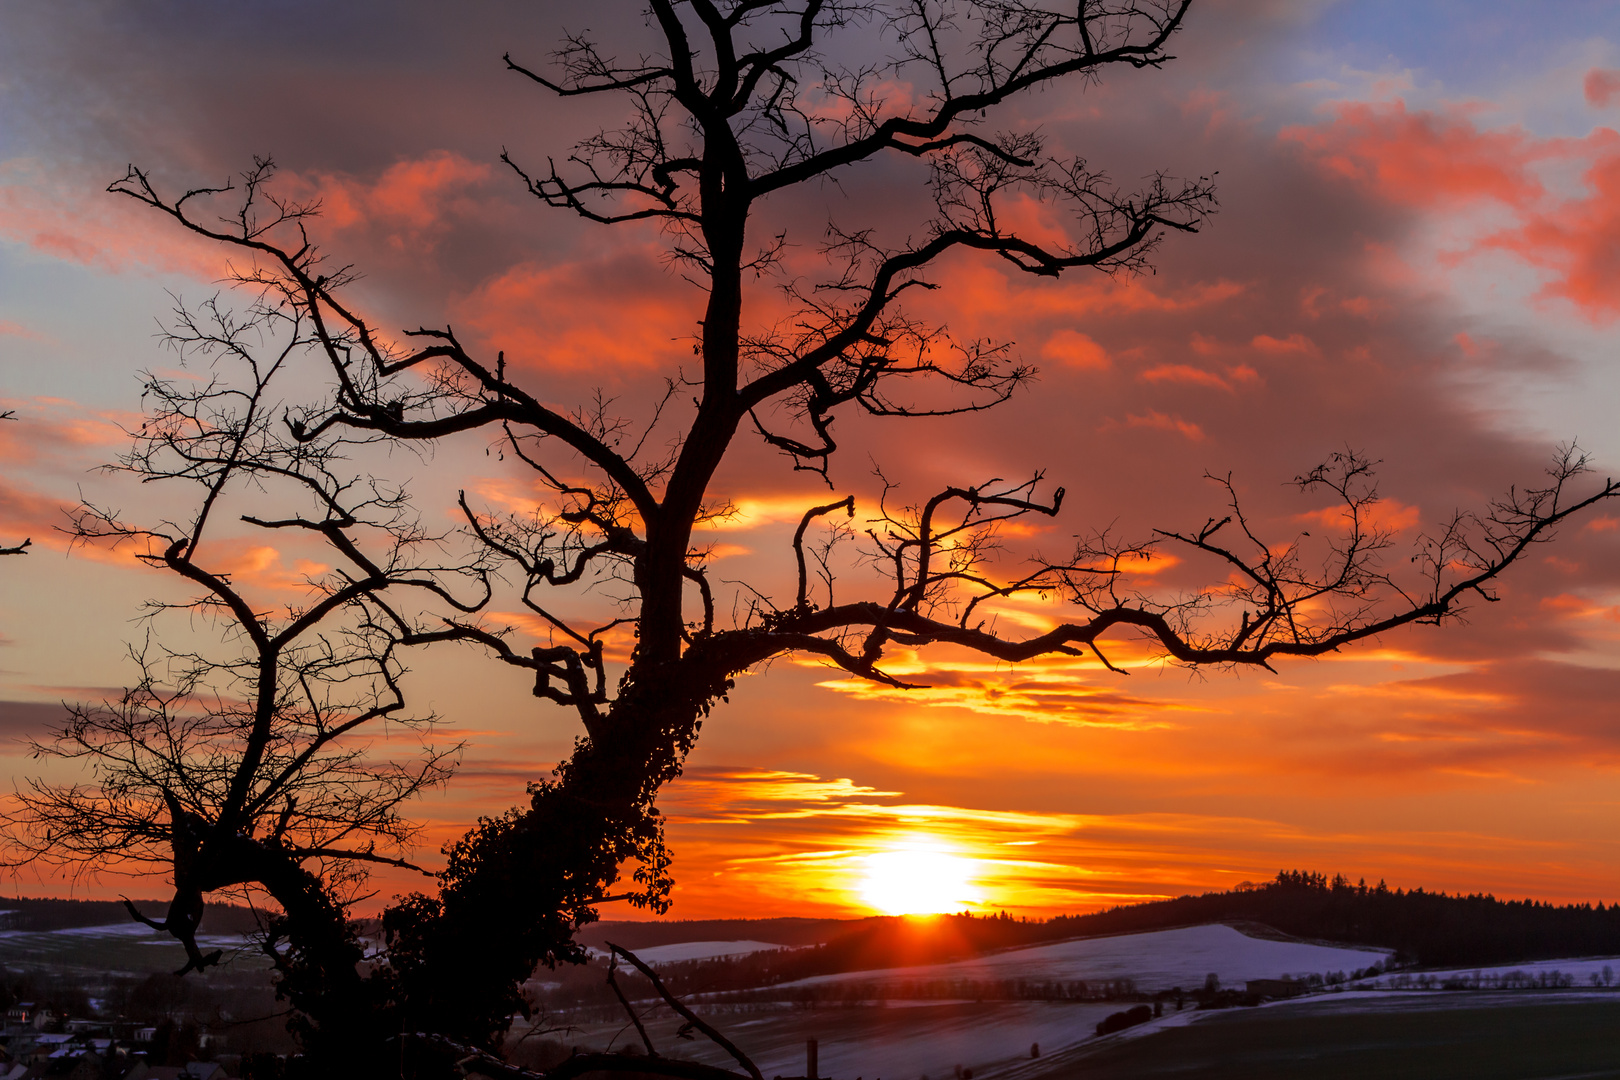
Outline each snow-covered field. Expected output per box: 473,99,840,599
552,999,1125,1080
543,926,1396,1080
775,924,1390,994
0,922,259,974
0,922,243,947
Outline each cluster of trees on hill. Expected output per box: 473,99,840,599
1050,870,1620,968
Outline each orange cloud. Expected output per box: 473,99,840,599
1117,409,1204,441
1297,497,1421,535
288,151,492,247
210,544,332,594
0,477,68,553
1283,100,1552,208
1040,329,1109,370
927,259,1245,329
646,763,1620,919
455,248,700,371
1138,363,1258,391
1250,333,1319,355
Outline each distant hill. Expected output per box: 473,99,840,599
1043,871,1620,969
0,895,265,936
593,870,1620,992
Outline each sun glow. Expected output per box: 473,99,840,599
860,843,984,915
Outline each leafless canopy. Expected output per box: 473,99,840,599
5,289,486,984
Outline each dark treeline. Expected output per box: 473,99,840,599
1048,871,1620,968
0,896,265,935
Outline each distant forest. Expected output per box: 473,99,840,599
1044,870,1620,969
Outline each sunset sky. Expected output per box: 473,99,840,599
5,0,1620,922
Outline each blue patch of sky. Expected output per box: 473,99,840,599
1269,1,1620,136
0,241,180,407
1302,0,1620,89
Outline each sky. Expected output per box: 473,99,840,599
3,0,1620,922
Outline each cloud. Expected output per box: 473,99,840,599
1285,98,1620,320
0,700,68,744
1474,137,1620,319
285,151,494,249
0,157,227,280
1117,410,1206,441
455,246,701,371
0,477,66,553
1585,68,1620,108
1040,329,1110,370
649,762,1620,918
1138,363,1257,391
0,320,48,342
816,657,1193,729
1282,100,1552,209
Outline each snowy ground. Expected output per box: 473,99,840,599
773,924,1390,994
543,999,1127,1080
537,925,1394,1080
545,986,1620,1080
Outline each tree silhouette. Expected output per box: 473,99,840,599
11,0,1619,1071
1,412,31,555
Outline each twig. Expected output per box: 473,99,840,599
608,943,764,1080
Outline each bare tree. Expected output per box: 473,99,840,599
1,411,31,555
18,0,1617,1069
4,289,492,1068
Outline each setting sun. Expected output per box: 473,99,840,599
860,845,984,915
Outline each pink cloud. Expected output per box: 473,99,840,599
1287,99,1620,320
287,151,492,247
0,320,47,342
1283,100,1553,209
0,159,226,279
0,477,68,553
1475,134,1620,319
1585,68,1620,108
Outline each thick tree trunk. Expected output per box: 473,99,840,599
384,647,741,1047
159,818,394,1076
